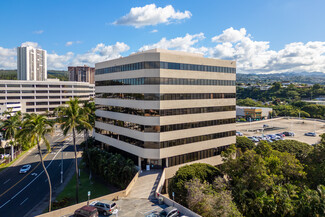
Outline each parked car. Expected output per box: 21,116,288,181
275,133,285,138
236,131,243,136
74,205,98,217
263,124,269,128
159,207,179,217
247,136,259,143
89,200,117,216
19,164,31,174
283,132,295,137
305,132,316,137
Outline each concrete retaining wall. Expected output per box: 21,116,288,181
155,168,201,217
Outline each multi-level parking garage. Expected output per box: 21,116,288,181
0,79,95,116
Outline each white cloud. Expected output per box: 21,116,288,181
0,47,16,69
0,42,130,70
33,30,44,34
65,41,82,47
150,29,158,33
47,52,74,69
70,42,130,66
21,41,41,48
139,33,207,54
209,27,325,73
212,27,247,43
113,4,191,28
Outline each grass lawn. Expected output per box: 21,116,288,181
0,150,28,172
53,168,112,210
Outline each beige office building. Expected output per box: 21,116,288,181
94,49,236,179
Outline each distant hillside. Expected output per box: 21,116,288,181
0,70,69,81
237,72,325,85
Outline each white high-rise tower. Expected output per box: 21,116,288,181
17,46,47,81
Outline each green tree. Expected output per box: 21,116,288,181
80,100,95,181
56,98,91,203
271,140,313,162
19,113,54,211
185,177,242,217
236,136,255,152
168,163,222,206
0,111,22,160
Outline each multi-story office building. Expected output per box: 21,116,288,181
0,79,94,116
17,46,47,81
68,65,95,84
94,49,236,179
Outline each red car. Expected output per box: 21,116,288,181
74,205,98,217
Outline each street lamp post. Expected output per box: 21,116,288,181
61,146,63,184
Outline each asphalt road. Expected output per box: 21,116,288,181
0,129,85,217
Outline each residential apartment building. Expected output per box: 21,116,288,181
68,65,95,84
17,46,47,81
94,49,236,179
0,79,95,116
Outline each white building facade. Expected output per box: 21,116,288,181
94,49,236,179
17,46,47,81
0,80,94,116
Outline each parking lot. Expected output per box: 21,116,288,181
236,118,325,145
63,198,171,217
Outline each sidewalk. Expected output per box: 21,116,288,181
127,169,162,200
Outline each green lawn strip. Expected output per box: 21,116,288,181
53,168,112,210
0,150,28,172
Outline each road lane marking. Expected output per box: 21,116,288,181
0,136,68,199
10,145,66,201
20,197,28,206
3,179,11,184
0,200,10,209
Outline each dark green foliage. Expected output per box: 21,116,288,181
168,163,222,206
83,147,137,189
0,70,68,81
271,140,312,162
304,142,325,189
236,136,255,152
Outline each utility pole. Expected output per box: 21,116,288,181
61,146,63,184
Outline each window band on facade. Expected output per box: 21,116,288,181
95,127,235,149
95,61,236,75
96,117,236,132
95,78,235,86
96,93,236,101
96,105,235,116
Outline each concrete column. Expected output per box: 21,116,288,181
166,158,168,167
138,156,141,168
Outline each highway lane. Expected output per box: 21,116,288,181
0,130,85,217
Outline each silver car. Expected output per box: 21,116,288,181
89,200,117,216
19,164,31,173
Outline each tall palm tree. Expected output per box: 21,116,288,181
57,98,91,203
1,111,22,161
80,100,95,180
19,113,54,211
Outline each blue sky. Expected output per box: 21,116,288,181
0,0,325,73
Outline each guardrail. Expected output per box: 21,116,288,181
155,168,201,217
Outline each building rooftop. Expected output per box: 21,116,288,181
131,48,204,57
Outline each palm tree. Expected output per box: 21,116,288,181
56,98,91,203
19,113,54,211
1,111,22,161
80,100,95,180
